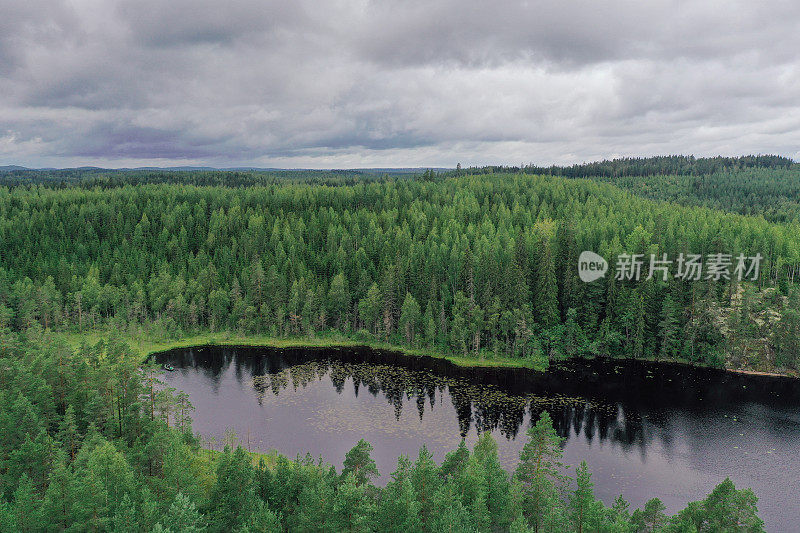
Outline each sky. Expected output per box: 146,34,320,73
1,0,799,169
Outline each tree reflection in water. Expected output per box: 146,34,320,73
157,344,800,454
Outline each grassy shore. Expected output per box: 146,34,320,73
58,329,543,370
55,329,798,378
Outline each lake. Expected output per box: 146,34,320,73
154,345,800,531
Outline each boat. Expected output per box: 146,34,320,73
162,363,175,372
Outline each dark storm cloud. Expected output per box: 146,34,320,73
0,0,799,167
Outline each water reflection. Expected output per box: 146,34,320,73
157,345,800,453
155,345,800,532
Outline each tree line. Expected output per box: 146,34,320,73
449,157,800,223
453,154,796,178
0,168,389,190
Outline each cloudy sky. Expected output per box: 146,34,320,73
1,0,799,168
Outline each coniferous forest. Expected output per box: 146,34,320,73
1,158,794,531
1,160,799,371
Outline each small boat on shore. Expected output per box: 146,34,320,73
162,363,175,372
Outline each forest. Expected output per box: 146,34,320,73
453,158,800,224
0,331,765,531
0,170,798,371
462,155,796,179
0,165,786,531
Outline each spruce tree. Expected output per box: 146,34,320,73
514,412,567,532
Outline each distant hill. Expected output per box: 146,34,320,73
457,154,797,178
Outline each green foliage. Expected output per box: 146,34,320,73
0,168,782,531
665,477,764,533
159,492,207,532
0,171,797,369
342,439,380,486
207,447,258,531
0,336,769,532
400,292,421,345
514,412,568,531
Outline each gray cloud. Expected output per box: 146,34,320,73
0,0,799,168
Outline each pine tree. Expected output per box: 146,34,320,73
207,447,258,532
12,474,43,533
429,482,473,532
561,308,590,359
700,478,764,532
440,439,470,481
328,273,350,330
423,301,437,347
374,456,422,533
774,304,800,369
0,500,15,533
160,492,207,533
57,404,80,460
112,493,139,533
450,291,470,355
631,498,667,532
243,500,281,533
41,453,76,531
358,283,382,335
472,433,512,529
514,412,566,532
658,294,680,360
533,221,559,328
330,473,375,532
569,461,601,533
411,445,442,528
605,495,633,532
72,439,135,530
399,292,421,345
342,439,379,486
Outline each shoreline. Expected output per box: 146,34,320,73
58,329,798,380
60,331,541,370
725,367,797,378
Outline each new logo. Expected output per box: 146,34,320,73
578,251,608,282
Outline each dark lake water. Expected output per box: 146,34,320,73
155,346,800,532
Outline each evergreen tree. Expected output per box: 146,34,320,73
328,273,350,330
411,445,442,528
399,292,421,346
342,439,379,486
658,294,681,360
569,461,601,533
514,412,567,532
358,283,382,334
57,404,80,460
423,301,437,347
12,474,42,533
699,478,764,532
207,447,258,532
374,456,422,533
631,498,667,532
533,221,560,328
472,433,512,529
160,492,207,533
112,493,139,533
330,473,375,532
